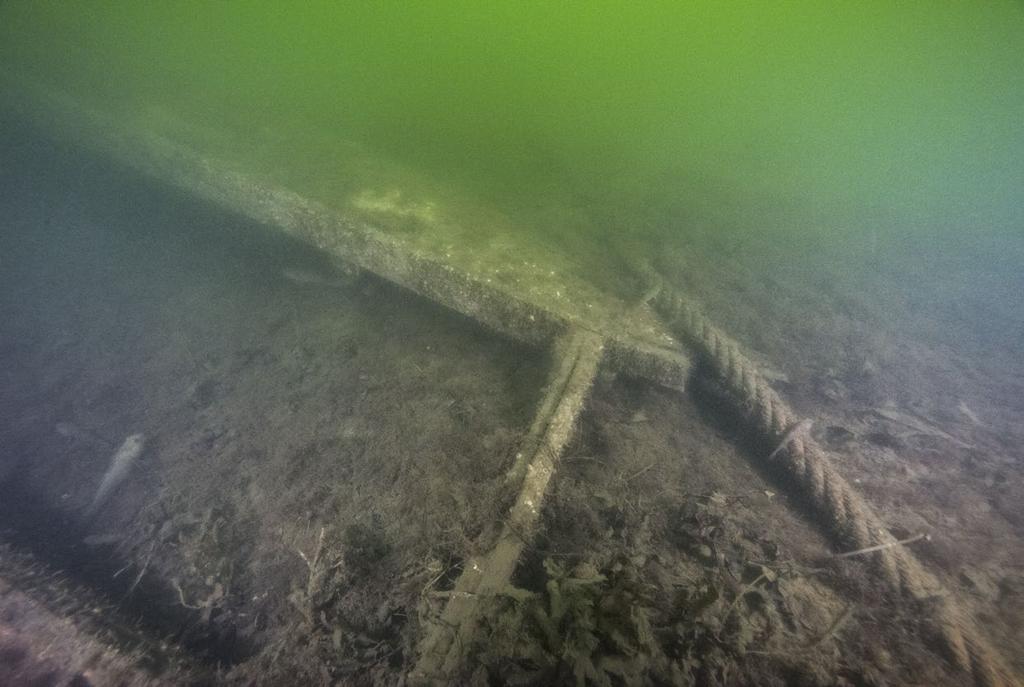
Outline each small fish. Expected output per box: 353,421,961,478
86,433,145,517
767,419,813,461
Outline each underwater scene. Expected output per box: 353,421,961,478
0,2,1022,686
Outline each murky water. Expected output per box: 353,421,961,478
1,4,1023,686
2,2,1021,249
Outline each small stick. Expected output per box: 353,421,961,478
747,603,854,656
835,533,929,559
767,419,813,461
296,526,326,571
803,603,853,650
171,579,203,609
721,571,769,625
127,541,156,596
624,462,655,484
310,527,325,571
420,567,451,598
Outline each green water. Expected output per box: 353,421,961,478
1,8,1023,681
2,1,1022,251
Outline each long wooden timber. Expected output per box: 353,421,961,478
0,74,691,391
411,328,605,684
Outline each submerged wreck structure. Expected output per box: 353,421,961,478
0,73,1019,687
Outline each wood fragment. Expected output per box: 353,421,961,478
835,533,929,559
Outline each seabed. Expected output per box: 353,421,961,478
1,74,1021,686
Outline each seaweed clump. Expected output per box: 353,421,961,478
474,557,676,686
468,490,849,686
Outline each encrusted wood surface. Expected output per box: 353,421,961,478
410,329,604,685
0,74,690,390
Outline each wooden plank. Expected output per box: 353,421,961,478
410,328,604,685
0,74,691,390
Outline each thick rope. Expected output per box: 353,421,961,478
651,285,1018,687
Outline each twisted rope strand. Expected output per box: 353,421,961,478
651,286,1018,687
